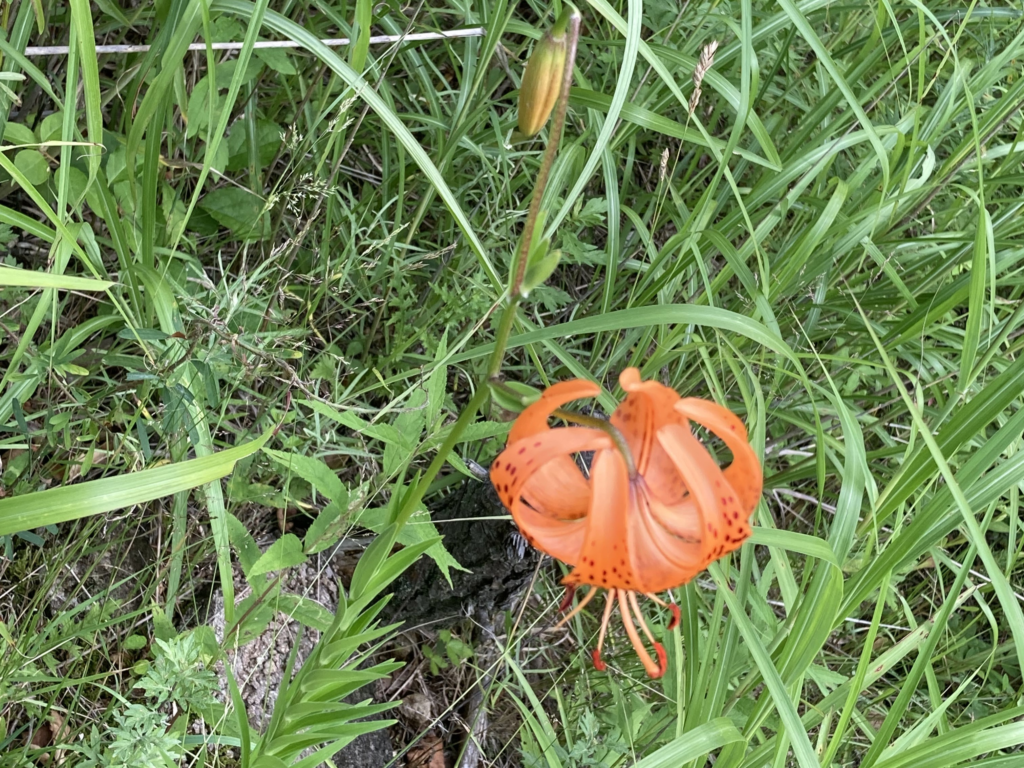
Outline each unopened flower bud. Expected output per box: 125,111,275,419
517,9,574,138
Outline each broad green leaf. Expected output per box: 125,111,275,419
251,751,289,767
384,389,427,477
303,501,350,555
250,534,308,576
348,523,399,601
254,47,296,75
263,447,346,503
14,148,48,184
199,186,267,238
275,593,334,633
3,122,34,144
228,513,265,578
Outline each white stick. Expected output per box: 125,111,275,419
22,27,486,57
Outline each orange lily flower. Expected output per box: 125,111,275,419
490,368,762,678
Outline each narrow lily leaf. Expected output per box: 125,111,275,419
632,719,745,767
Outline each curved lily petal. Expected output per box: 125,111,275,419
613,369,690,501
509,379,601,443
512,502,589,564
675,398,763,516
657,423,752,563
614,368,688,475
521,456,591,520
565,448,636,590
619,368,682,416
492,427,612,562
629,487,703,593
501,378,601,520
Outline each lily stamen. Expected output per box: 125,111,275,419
644,592,681,630
627,591,667,677
554,586,599,628
592,591,616,672
619,590,663,678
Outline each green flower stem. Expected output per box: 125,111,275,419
393,289,522,529
487,295,522,377
393,384,490,529
510,8,581,297
393,7,581,532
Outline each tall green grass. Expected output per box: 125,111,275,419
0,0,1022,765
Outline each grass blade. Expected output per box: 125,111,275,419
0,431,271,536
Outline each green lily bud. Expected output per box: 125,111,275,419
517,8,574,138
